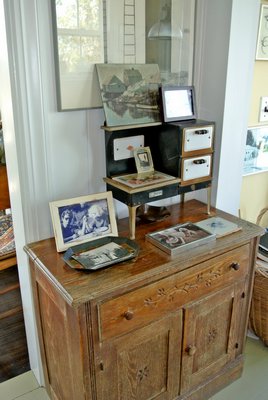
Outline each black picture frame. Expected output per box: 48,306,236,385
160,85,197,122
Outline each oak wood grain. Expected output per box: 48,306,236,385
25,200,263,400
24,200,263,308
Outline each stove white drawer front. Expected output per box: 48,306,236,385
183,126,213,152
182,155,212,181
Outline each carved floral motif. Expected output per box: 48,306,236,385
137,366,149,382
208,328,218,343
144,266,225,307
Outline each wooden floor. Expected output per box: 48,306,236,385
0,265,30,383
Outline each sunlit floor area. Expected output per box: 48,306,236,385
210,336,268,400
0,370,49,400
0,337,267,400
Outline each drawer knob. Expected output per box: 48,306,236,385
186,345,197,356
231,262,240,271
194,129,208,135
193,159,206,164
123,311,134,320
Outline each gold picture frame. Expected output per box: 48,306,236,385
49,191,118,252
134,146,154,173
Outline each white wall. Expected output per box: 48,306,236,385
0,0,260,385
194,0,232,205
194,0,259,215
216,0,259,214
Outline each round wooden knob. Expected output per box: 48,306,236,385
123,311,134,320
231,262,240,271
186,345,197,356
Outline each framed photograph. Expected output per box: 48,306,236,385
146,222,216,255
243,126,268,175
256,5,268,60
96,63,161,127
134,146,154,173
49,192,118,252
62,236,139,271
160,85,197,122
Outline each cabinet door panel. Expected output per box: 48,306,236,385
36,276,88,400
181,281,246,394
96,312,182,400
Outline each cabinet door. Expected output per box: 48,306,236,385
96,312,182,400
180,281,246,394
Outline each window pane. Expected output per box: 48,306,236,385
79,0,101,31
56,0,78,29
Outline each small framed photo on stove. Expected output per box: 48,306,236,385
134,146,154,174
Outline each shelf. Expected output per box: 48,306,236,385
101,121,162,132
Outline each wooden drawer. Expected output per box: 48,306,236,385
98,244,250,341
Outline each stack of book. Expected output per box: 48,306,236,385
195,216,241,238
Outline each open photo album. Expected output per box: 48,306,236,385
146,222,216,255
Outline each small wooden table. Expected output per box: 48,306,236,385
104,176,180,239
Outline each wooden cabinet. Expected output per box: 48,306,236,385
24,200,263,400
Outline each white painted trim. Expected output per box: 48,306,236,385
0,0,54,384
0,0,43,383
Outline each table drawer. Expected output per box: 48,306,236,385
98,244,250,341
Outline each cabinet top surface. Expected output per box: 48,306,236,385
24,200,263,307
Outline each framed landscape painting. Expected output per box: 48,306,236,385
96,63,161,127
